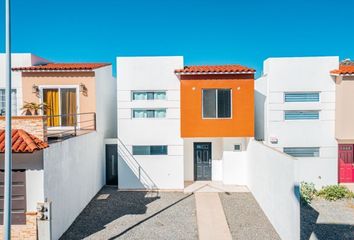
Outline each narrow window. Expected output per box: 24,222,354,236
284,111,319,120
234,144,241,151
132,109,166,118
202,89,231,119
132,91,166,100
132,146,168,155
0,89,17,116
284,92,319,102
283,147,320,157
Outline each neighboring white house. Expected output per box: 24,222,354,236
0,53,50,115
255,56,339,188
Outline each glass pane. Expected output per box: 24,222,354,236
133,110,146,118
154,109,166,118
284,111,319,120
146,110,155,118
147,92,154,100
132,146,150,155
283,147,320,157
150,146,167,155
203,89,216,118
133,92,147,100
285,92,319,102
217,89,231,118
61,89,77,126
154,92,166,100
43,89,60,127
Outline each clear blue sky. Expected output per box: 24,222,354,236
0,0,353,76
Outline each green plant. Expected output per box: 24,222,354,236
317,185,354,201
300,182,317,204
21,102,48,115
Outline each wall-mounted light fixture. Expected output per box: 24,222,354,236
32,84,39,94
79,83,88,96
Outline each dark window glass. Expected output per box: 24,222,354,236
132,146,168,155
217,89,231,118
203,89,217,118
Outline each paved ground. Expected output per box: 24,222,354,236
301,198,354,240
61,187,198,240
219,192,281,240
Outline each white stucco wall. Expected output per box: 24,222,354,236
247,140,300,240
43,132,105,240
0,53,49,115
94,65,117,138
117,56,184,190
256,56,339,188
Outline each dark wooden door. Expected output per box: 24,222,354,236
338,144,354,183
194,143,212,181
0,170,26,225
106,144,118,185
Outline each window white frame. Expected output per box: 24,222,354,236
131,108,167,119
39,85,80,129
131,90,167,101
283,92,320,103
0,88,17,116
202,89,232,119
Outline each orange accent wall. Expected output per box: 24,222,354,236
180,74,254,138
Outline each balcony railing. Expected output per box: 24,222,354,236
44,112,96,142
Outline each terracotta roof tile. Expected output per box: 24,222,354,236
330,65,354,75
175,64,255,74
12,63,110,71
0,129,48,153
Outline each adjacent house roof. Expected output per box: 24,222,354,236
0,129,48,153
12,63,111,72
175,64,255,75
330,65,354,76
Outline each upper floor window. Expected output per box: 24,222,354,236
202,89,231,118
0,89,17,116
284,110,319,120
284,92,319,102
283,147,320,157
132,91,166,100
132,145,168,155
132,109,166,118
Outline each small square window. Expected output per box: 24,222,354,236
234,144,241,151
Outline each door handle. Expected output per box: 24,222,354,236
111,155,115,176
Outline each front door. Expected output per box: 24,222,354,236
106,144,118,185
338,144,354,183
194,142,212,181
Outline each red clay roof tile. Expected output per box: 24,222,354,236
0,129,48,153
12,63,110,71
175,64,255,74
330,65,354,75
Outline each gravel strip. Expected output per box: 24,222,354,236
61,186,198,240
301,198,354,240
219,192,280,240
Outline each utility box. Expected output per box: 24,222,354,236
37,201,52,240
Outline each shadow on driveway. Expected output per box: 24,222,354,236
60,186,197,240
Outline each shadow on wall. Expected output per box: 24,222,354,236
60,186,160,239
254,90,265,141
117,140,159,190
300,202,354,240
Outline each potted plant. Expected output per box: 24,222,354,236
21,102,49,116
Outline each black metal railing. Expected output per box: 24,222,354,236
44,112,96,141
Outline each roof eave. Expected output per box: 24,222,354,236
175,71,255,75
